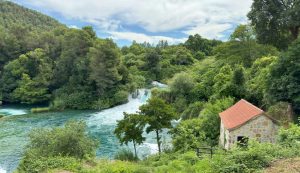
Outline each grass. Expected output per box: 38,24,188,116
263,157,300,173
30,107,51,113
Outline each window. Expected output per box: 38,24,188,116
237,136,249,147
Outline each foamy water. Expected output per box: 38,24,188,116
0,167,6,173
0,109,27,116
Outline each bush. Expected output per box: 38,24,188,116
30,107,50,113
20,120,98,161
17,156,81,173
0,114,4,119
112,90,129,105
278,124,300,147
114,149,138,161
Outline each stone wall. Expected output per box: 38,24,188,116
220,114,279,150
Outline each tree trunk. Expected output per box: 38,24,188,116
133,141,137,158
290,26,299,40
156,130,161,154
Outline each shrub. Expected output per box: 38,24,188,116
114,149,138,161
20,120,98,160
112,90,129,105
278,124,300,147
17,156,81,173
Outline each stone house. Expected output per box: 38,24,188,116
219,99,279,150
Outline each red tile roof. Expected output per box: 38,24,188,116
219,99,264,130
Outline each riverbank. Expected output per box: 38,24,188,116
0,89,163,173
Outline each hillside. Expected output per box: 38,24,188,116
0,0,64,31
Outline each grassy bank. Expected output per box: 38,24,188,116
18,141,300,173
30,107,51,113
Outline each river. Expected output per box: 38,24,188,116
0,88,164,173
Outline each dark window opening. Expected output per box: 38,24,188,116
237,136,249,147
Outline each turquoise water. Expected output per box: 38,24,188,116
0,89,159,173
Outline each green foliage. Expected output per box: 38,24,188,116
171,118,206,151
181,101,204,120
143,49,161,80
114,149,138,161
278,124,300,147
113,90,129,105
170,47,195,65
200,97,234,145
246,56,278,107
169,72,195,98
114,113,145,157
267,102,293,124
17,156,81,173
0,1,62,31
1,48,52,104
266,38,300,114
214,25,279,67
21,121,98,160
184,34,222,55
140,96,177,153
248,0,300,49
88,39,122,94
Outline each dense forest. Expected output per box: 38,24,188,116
0,0,300,172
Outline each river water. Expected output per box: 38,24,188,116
0,89,162,173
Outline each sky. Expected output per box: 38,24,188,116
12,0,253,46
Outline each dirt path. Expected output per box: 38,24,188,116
264,158,300,173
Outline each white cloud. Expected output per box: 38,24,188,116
109,31,186,45
184,23,233,40
68,25,80,29
25,0,253,41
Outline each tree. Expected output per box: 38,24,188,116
24,121,98,159
114,113,145,158
266,38,300,115
170,47,194,65
248,0,300,49
143,49,161,80
214,25,279,67
246,56,278,107
169,72,195,98
0,48,52,103
139,97,177,153
52,28,93,88
200,97,234,145
171,118,205,151
88,39,122,95
184,34,221,55
12,73,51,104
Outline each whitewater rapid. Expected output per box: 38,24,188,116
0,87,168,173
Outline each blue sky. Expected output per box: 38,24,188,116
12,0,253,46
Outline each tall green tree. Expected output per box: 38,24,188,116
214,25,279,67
88,39,122,95
248,0,300,49
139,97,177,153
171,118,205,151
266,38,300,115
0,48,52,103
114,113,145,158
200,97,234,145
184,34,221,55
143,49,161,80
